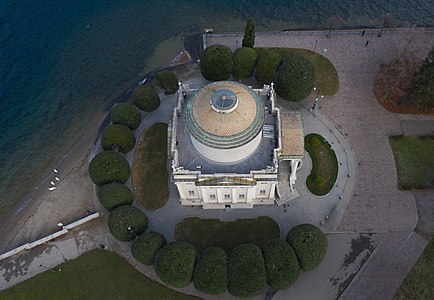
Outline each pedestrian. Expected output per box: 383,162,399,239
361,30,365,36
365,40,369,46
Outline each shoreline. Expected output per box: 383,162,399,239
0,54,193,253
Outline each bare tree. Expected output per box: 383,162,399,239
326,16,344,38
378,13,397,37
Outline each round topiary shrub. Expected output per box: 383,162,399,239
101,124,136,153
276,53,316,102
98,182,134,211
233,47,258,80
193,247,228,295
108,205,148,242
111,103,141,130
286,224,328,272
88,151,131,186
133,86,160,112
155,241,197,288
262,239,300,290
131,231,167,265
200,45,233,81
156,71,178,95
255,49,282,85
228,244,266,298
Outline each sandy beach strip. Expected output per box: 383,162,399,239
0,109,107,253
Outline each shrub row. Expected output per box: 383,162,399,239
130,223,327,298
200,45,316,102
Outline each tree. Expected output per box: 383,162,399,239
101,124,136,153
378,13,397,37
155,241,197,288
326,16,344,38
228,244,266,298
193,247,228,295
88,151,130,186
108,206,148,242
98,182,134,211
374,57,421,108
255,49,282,85
275,53,316,102
286,224,328,272
242,18,255,48
131,231,167,265
200,45,233,81
111,103,141,130
156,71,178,95
133,86,160,112
410,48,434,111
233,47,258,80
262,239,300,290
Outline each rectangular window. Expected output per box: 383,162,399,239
260,190,266,195
188,190,195,196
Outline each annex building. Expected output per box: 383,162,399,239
168,81,304,209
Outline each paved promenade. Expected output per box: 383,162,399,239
207,28,434,300
208,28,434,232
1,29,433,299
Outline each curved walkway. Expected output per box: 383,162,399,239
208,28,434,300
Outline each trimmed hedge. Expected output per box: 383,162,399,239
155,241,197,288
193,247,228,295
276,53,316,102
233,47,258,80
156,71,178,95
108,206,148,242
133,86,160,112
262,239,300,290
131,231,167,265
111,103,141,130
101,124,136,153
228,244,266,298
200,45,233,81
255,49,282,85
286,224,328,272
97,182,134,211
88,151,130,186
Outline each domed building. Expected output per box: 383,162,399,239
169,81,304,209
185,81,265,163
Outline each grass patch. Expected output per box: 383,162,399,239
305,134,338,196
0,250,199,300
174,216,280,253
133,123,169,210
389,135,434,190
395,236,434,300
255,47,339,96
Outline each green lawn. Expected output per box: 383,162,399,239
255,47,339,96
133,122,169,210
174,216,280,253
305,134,339,196
389,136,434,190
395,236,434,300
0,250,200,300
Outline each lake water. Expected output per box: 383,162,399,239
0,0,433,225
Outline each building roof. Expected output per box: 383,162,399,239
280,112,304,159
185,81,265,149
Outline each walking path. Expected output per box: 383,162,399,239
1,29,433,299
207,28,434,299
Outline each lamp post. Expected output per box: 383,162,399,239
127,226,137,239
309,87,324,113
